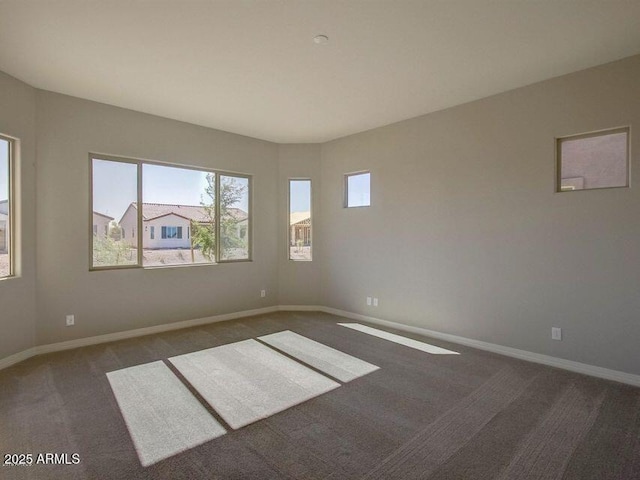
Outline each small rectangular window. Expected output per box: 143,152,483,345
150,226,154,240
289,179,312,261
557,127,629,192
345,171,371,207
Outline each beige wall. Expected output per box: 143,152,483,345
319,55,640,376
35,91,279,345
278,144,323,305
0,71,37,360
2,55,640,378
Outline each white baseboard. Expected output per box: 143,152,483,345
0,306,279,370
1,304,639,388
0,347,39,371
278,305,324,312
320,306,640,388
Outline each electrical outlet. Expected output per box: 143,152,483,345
260,290,266,298
373,297,379,307
551,327,562,341
66,315,75,327
366,296,372,306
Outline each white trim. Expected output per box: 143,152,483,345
320,307,640,388
0,347,39,370
1,304,639,388
0,306,279,370
278,305,324,312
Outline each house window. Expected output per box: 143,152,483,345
289,179,312,261
557,127,629,192
345,171,370,207
90,155,251,270
0,135,14,278
161,226,182,239
93,225,98,236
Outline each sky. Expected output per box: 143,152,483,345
289,179,311,213
347,172,370,207
92,159,252,221
0,139,8,202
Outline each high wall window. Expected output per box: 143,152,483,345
345,171,370,207
0,135,14,278
90,155,251,270
557,127,629,192
289,179,312,261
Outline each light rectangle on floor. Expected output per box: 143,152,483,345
107,361,226,467
259,330,380,382
338,323,459,354
169,339,340,429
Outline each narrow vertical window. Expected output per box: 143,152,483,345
345,171,371,207
289,179,312,261
0,136,13,278
91,158,139,268
219,174,250,261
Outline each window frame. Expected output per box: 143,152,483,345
217,172,253,263
287,178,312,262
344,170,371,208
555,126,630,193
0,134,15,279
89,153,252,271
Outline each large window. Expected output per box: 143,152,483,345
0,135,13,278
289,179,312,261
90,155,251,270
345,171,370,207
557,127,629,192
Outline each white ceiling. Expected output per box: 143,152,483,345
1,1,639,143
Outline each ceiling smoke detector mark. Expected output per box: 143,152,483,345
313,35,329,45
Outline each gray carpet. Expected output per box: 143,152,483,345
0,311,639,480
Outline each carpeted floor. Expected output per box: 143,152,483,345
1,311,639,479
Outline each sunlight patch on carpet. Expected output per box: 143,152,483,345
169,339,340,429
259,330,379,382
338,323,459,354
107,361,226,467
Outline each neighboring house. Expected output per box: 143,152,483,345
290,211,311,247
92,211,114,239
0,200,8,254
119,203,248,249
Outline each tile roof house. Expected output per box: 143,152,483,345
119,203,248,249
